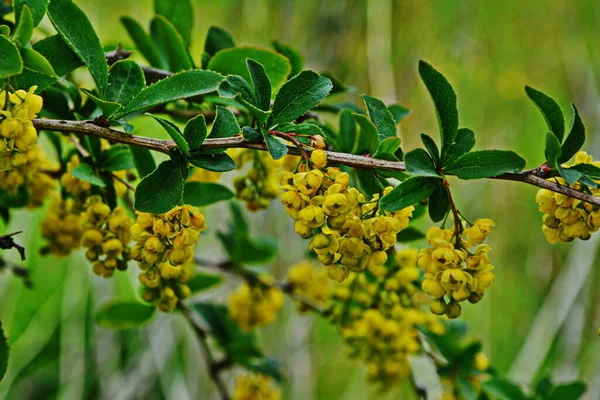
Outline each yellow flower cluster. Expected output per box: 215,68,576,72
536,151,600,243
80,196,133,278
287,260,331,312
0,87,42,171
227,277,284,331
232,373,281,400
40,197,84,256
130,205,206,312
232,149,281,211
329,249,444,387
418,220,496,319
280,150,413,282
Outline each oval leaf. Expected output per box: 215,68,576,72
444,150,526,180
405,148,438,177
379,176,439,211
11,4,34,46
20,47,55,76
106,60,145,105
150,15,193,72
525,85,565,142
0,36,23,78
361,94,397,139
210,106,241,139
560,104,585,163
13,0,49,27
121,16,166,69
187,272,224,294
189,152,236,172
204,26,235,57
135,160,184,213
247,59,271,111
95,301,155,329
149,114,189,154
154,0,193,45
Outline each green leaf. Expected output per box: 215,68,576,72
95,301,155,329
361,94,397,139
320,71,349,95
405,148,438,177
569,163,600,179
150,15,193,72
208,46,291,90
81,88,122,118
210,106,241,139
154,0,193,45
105,60,145,105
70,160,106,187
11,4,33,46
13,0,49,27
130,147,156,179
20,47,55,76
183,181,234,206
242,126,262,142
445,150,526,179
418,60,458,157
120,16,166,69
187,272,223,294
428,180,449,223
204,26,235,57
545,131,562,169
100,145,134,172
263,132,288,160
32,34,81,76
0,35,23,78
377,136,401,154
557,163,581,185
247,59,272,111
380,176,439,211
272,70,332,125
134,159,184,213
525,85,565,142
273,40,304,77
218,74,256,105
0,322,8,382
481,379,528,400
456,377,478,400
561,104,585,162
396,226,425,242
116,70,223,118
444,128,476,164
548,382,586,400
189,152,236,172
388,104,411,123
183,114,208,150
421,134,440,166
48,0,108,92
339,109,358,153
246,358,284,382
353,113,379,155
277,122,323,136
149,114,189,153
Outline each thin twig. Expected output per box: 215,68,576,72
31,118,600,206
0,232,25,260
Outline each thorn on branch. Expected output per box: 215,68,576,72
0,232,26,260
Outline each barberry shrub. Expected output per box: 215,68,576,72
0,0,594,399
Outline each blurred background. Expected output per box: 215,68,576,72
1,0,600,399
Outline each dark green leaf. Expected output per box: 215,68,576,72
380,176,439,211
0,35,23,78
210,106,241,138
545,131,562,169
525,85,565,142
361,94,397,139
83,136,102,161
339,109,358,153
570,163,600,179
356,170,386,198
120,16,165,69
154,0,193,45
134,160,184,213
189,152,236,172
218,75,257,106
405,148,438,177
105,60,145,105
130,147,156,178
242,126,262,142
183,114,207,150
263,132,288,160
48,0,108,92
388,104,411,123
247,59,272,111
421,134,440,166
418,60,458,156
277,122,323,136
0,322,8,382
353,113,379,155
444,128,476,164
445,150,526,180
150,15,193,72
101,145,134,171
481,379,528,400
95,302,155,329
70,161,106,187
11,4,33,46
396,227,425,242
32,33,81,76
428,180,449,222
183,181,234,207
116,70,222,118
535,376,553,398
0,185,30,208
13,0,49,27
456,377,478,400
204,26,235,57
548,382,586,400
81,88,122,117
187,272,223,294
20,47,55,76
557,163,581,185
561,104,585,163
273,40,304,77
272,71,332,125
320,71,349,95
208,46,290,90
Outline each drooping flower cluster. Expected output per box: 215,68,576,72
536,151,600,243
130,205,206,312
0,87,42,171
232,149,281,211
328,249,444,387
232,373,281,400
280,150,414,282
40,197,85,256
286,260,331,312
418,220,496,319
227,276,284,331
80,196,133,278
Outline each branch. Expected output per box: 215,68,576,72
0,232,25,260
30,118,600,206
